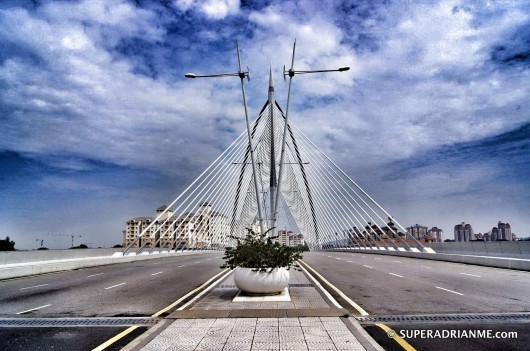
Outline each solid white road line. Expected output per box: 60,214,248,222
436,286,464,296
459,273,482,278
20,284,49,290
421,266,432,269
105,283,126,290
16,304,51,315
151,271,163,276
87,273,104,278
363,265,373,269
388,273,404,278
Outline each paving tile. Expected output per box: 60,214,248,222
165,344,199,351
334,340,365,351
223,342,252,351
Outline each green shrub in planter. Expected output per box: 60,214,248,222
221,229,303,273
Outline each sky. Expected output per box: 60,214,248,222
0,0,529,250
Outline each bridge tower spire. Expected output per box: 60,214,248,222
268,64,278,235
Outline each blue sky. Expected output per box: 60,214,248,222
1,0,529,249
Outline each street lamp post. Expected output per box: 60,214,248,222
185,42,266,238
271,39,350,244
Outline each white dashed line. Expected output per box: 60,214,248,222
151,271,163,276
87,273,104,278
20,284,49,290
347,261,353,263
363,265,373,269
436,286,464,296
388,273,403,278
16,304,51,315
177,265,185,268
421,266,432,269
392,261,401,263
459,273,482,278
105,283,126,290
374,258,381,260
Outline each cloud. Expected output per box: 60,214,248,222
1,0,529,247
174,0,240,19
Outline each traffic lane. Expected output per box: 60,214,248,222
0,253,225,316
302,252,529,315
0,252,223,296
364,322,528,351
326,251,530,311
0,326,147,351
325,252,530,311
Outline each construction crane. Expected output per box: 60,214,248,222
47,233,83,248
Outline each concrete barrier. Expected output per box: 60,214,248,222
424,241,530,258
0,250,216,280
332,248,530,271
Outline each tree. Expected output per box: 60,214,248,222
0,236,16,251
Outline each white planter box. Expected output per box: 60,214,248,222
233,267,290,294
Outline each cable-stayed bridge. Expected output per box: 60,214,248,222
123,53,431,255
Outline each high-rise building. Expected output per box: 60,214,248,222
427,227,443,242
454,222,474,241
407,224,428,240
277,230,305,247
123,204,228,249
491,221,513,241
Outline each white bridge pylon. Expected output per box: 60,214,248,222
123,69,429,254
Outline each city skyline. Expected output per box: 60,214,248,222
1,0,529,249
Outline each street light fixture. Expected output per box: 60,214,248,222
184,41,265,238
283,66,350,80
185,71,251,80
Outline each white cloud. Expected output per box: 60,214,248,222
173,0,239,19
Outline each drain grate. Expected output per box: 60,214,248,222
357,313,530,324
0,317,158,327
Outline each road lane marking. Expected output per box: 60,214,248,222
20,284,49,290
363,265,373,269
392,261,401,263
377,323,417,351
459,273,482,278
16,304,51,315
87,273,104,278
421,266,432,269
389,273,404,278
374,258,381,260
194,261,201,263
152,269,230,317
436,286,464,296
177,265,185,268
299,260,369,316
92,326,139,351
105,283,126,290
151,271,163,276
347,260,353,263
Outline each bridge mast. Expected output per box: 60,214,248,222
268,65,278,236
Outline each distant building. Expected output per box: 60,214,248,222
277,230,305,247
454,222,474,242
407,224,428,240
426,227,443,242
123,203,228,249
491,221,513,241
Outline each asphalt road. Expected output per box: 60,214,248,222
302,251,530,351
0,252,225,351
